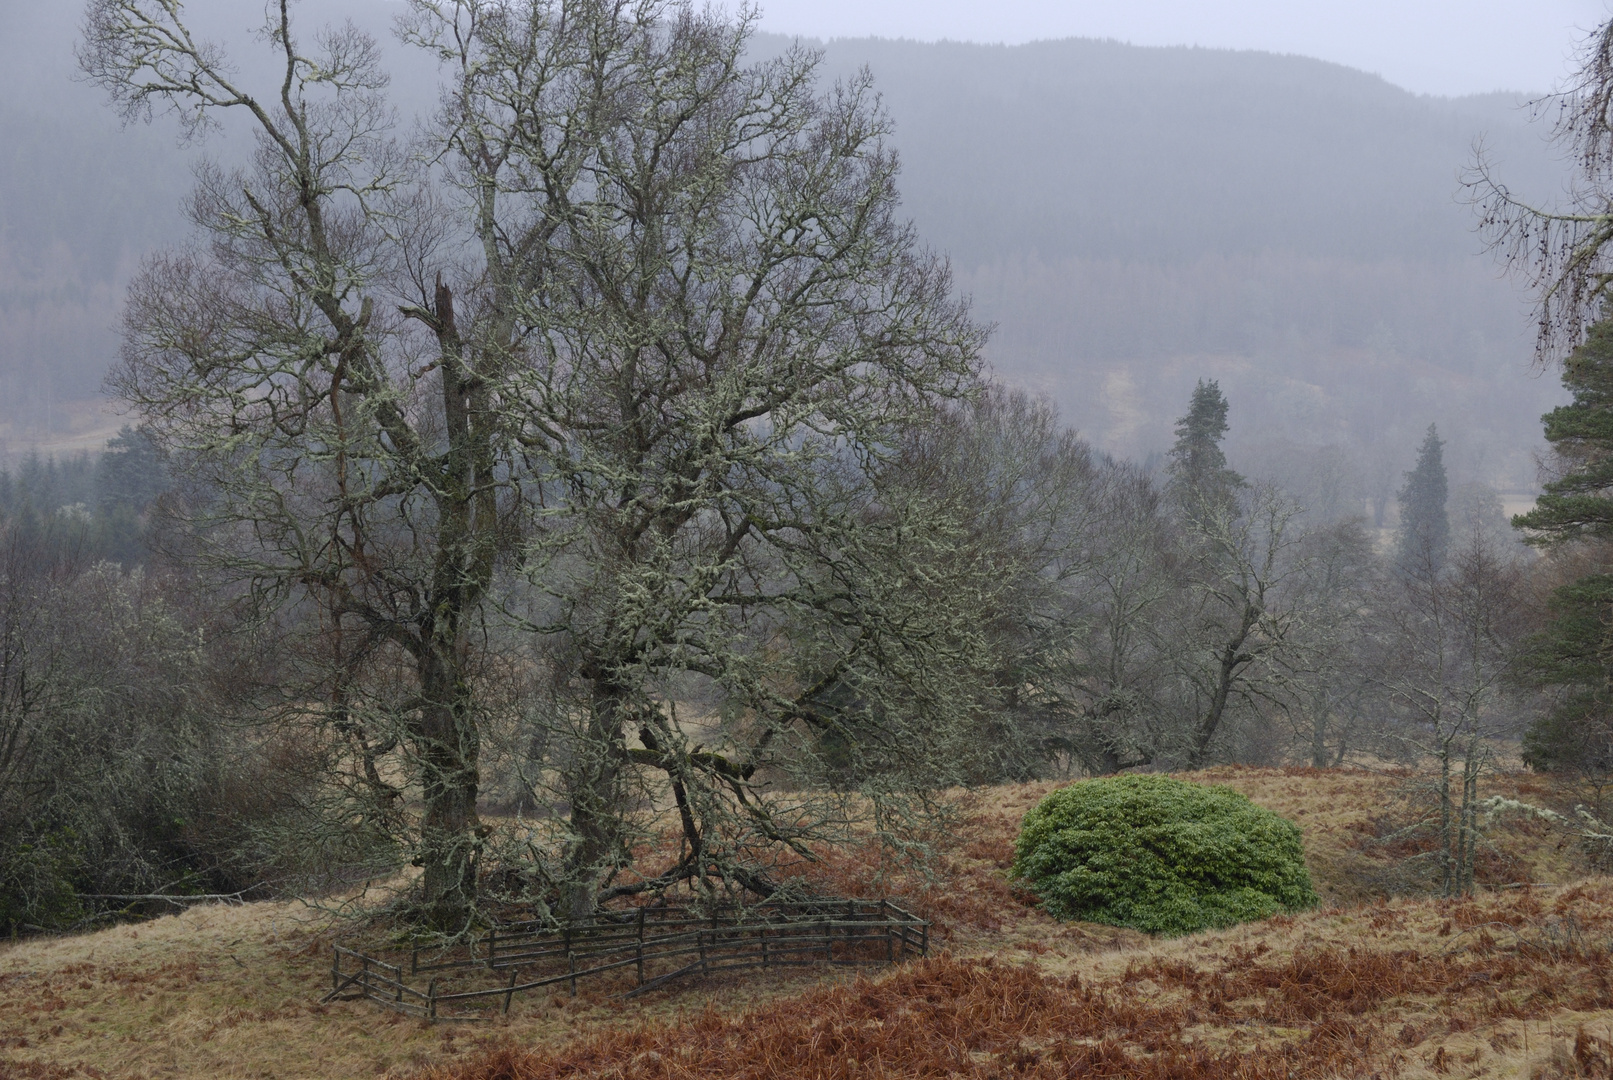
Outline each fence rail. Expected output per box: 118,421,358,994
322,898,928,1021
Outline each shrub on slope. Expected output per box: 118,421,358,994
1012,774,1317,934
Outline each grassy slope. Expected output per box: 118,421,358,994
0,767,1605,1079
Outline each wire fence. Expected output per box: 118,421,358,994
321,898,929,1021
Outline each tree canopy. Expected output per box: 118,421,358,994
78,0,987,927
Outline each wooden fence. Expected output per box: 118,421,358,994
321,898,928,1021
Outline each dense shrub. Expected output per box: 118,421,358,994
0,547,303,933
1012,775,1317,935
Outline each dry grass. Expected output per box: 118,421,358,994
2,766,1610,1079
406,883,1613,1079
0,897,894,1079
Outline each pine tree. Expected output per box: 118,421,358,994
1517,574,1613,774
1512,319,1613,774
1397,424,1449,571
1167,379,1243,516
1513,318,1613,544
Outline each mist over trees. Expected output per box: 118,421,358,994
0,2,1570,503
757,34,1569,493
0,0,1599,935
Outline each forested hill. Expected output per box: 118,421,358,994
0,5,1569,499
756,33,1570,501
767,35,1551,263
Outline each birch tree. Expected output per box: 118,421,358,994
1378,531,1528,897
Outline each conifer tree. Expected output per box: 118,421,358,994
1517,573,1613,773
1397,425,1450,572
1167,379,1244,517
1512,318,1613,772
1513,318,1613,544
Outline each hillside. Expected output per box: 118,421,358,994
773,35,1571,496
0,6,1572,495
1,767,1609,1079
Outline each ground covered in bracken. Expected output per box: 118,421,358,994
5,767,1613,1079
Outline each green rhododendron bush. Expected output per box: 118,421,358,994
1012,775,1318,935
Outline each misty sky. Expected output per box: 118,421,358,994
753,0,1609,98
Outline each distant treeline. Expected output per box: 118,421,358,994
0,428,166,565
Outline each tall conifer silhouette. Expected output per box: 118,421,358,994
1168,379,1244,520
1397,424,1449,572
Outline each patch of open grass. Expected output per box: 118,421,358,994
0,899,879,1079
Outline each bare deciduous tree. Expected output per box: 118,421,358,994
81,0,519,928
1286,518,1382,768
1168,484,1307,768
82,0,986,927
1377,529,1530,896
399,0,985,918
1469,19,1613,362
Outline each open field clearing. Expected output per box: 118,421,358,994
3,767,1609,1080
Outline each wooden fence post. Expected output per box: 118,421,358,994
487,927,496,970
428,977,438,1020
331,946,339,995
503,967,518,1015
562,924,576,997
636,907,646,987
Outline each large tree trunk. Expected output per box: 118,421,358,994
1310,692,1331,769
560,680,629,922
409,278,498,930
415,646,482,930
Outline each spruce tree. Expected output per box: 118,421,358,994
1397,424,1449,571
1168,379,1243,516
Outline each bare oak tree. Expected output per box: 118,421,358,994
83,0,985,926
399,0,984,918
81,0,518,928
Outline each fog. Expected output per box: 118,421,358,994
753,0,1606,98
0,1,1580,509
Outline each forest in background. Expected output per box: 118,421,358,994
0,3,1574,506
